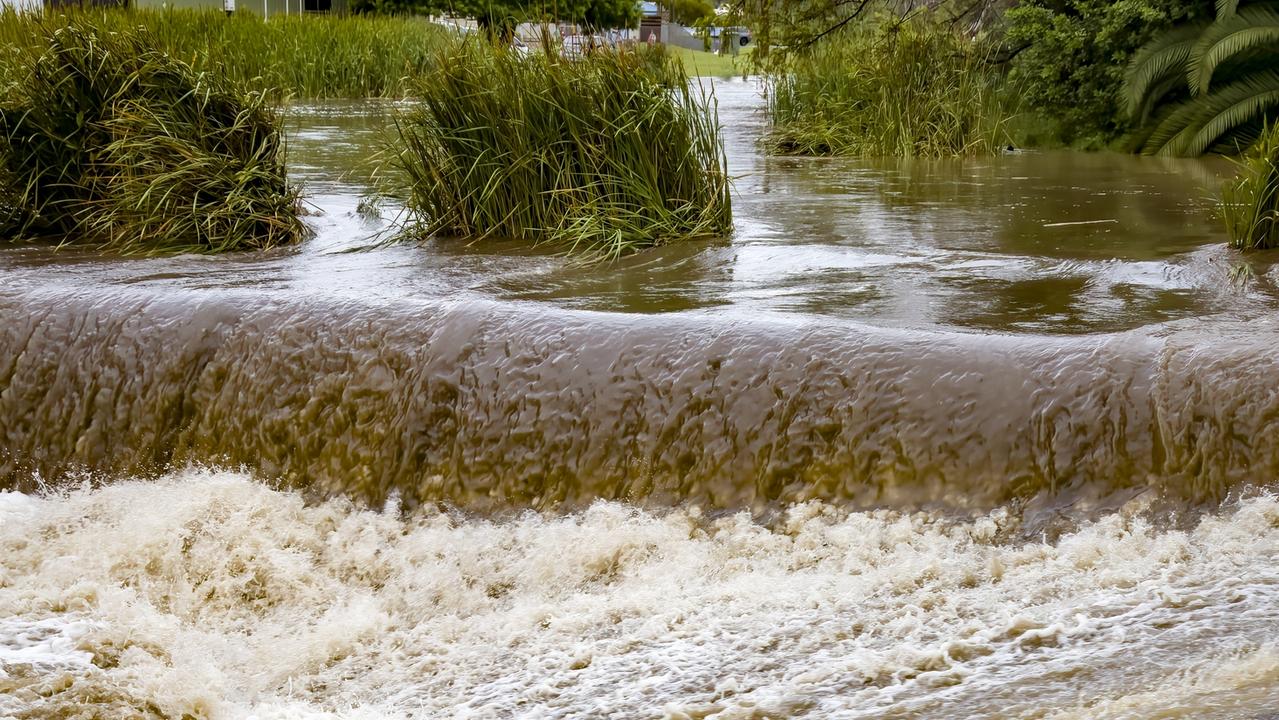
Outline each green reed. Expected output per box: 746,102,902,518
0,8,448,99
388,40,733,260
0,14,302,253
767,17,1012,158
1221,122,1279,251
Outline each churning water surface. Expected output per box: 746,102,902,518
3,79,1279,719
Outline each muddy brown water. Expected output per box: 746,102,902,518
6,79,1279,720
1,81,1273,515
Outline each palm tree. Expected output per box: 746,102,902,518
1124,0,1279,156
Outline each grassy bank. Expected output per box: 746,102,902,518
0,15,302,253
672,46,747,77
766,18,1013,158
0,8,447,99
389,41,732,259
0,9,750,94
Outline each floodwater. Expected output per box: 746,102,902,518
3,79,1279,718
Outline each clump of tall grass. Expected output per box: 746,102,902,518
0,16,302,253
767,17,1012,157
0,8,449,99
1221,123,1279,251
388,41,733,259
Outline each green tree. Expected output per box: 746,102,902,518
1003,0,1213,148
724,0,880,71
722,1,1009,72
664,0,715,26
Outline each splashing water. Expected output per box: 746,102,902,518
2,469,1279,718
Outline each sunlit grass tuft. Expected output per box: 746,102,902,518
0,14,303,253
387,40,733,260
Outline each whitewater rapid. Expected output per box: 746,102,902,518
3,469,1278,719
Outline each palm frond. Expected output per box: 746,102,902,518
1123,22,1204,120
1143,69,1279,155
1119,77,1187,151
1190,5,1279,95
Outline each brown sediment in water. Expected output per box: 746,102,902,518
3,80,1279,720
1,282,1276,514
0,83,1270,515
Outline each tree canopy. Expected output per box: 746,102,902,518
1005,0,1213,147
664,0,716,26
720,0,1009,70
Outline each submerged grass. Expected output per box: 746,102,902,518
388,41,733,260
0,8,448,99
0,15,303,253
1221,123,1279,251
767,17,1012,158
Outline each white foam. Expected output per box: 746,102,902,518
2,469,1279,718
0,617,95,671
